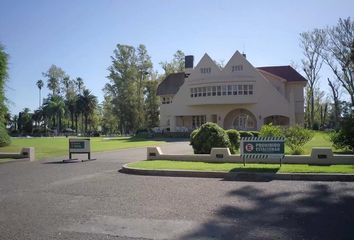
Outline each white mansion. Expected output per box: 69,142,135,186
157,51,307,131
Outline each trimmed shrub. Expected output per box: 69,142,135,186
284,125,314,155
226,129,240,154
190,122,231,154
190,129,198,140
239,131,253,138
250,131,260,137
0,124,10,147
260,124,284,137
330,117,354,152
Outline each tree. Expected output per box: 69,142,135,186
320,18,354,106
43,65,66,96
351,39,354,65
18,108,33,134
0,44,10,146
136,44,153,129
101,95,119,135
160,50,185,76
144,78,159,128
105,44,139,134
45,95,65,134
328,78,341,129
36,79,44,107
76,77,84,94
299,29,325,128
79,89,97,134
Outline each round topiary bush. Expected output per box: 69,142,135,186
190,122,231,154
0,124,10,147
226,129,240,154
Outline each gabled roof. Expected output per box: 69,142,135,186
156,72,185,96
257,66,308,82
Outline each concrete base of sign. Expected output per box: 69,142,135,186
146,147,354,165
0,147,35,161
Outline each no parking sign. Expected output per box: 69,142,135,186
240,137,285,165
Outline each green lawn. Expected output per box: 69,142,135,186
297,131,333,154
128,160,354,173
0,137,164,160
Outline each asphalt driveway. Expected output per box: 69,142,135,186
1,141,354,240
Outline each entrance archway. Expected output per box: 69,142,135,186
224,109,257,130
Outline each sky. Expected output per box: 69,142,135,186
1,0,353,115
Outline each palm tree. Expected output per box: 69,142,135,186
36,80,44,107
79,89,97,134
46,95,65,134
76,77,84,94
65,95,77,130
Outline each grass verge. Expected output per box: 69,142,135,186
0,137,164,160
128,160,354,174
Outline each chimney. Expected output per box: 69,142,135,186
185,55,194,77
242,52,247,58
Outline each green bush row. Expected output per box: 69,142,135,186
190,122,314,155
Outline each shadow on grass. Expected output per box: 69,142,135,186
180,184,354,240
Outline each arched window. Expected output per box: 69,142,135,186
233,113,256,130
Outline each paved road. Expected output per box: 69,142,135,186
1,141,354,240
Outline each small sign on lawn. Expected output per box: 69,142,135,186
65,138,95,162
240,137,285,165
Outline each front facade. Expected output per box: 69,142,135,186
157,51,307,132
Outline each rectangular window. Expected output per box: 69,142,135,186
222,85,227,95
207,86,212,96
193,88,197,97
238,85,243,95
243,85,248,95
217,86,222,96
202,87,207,97
232,65,243,72
233,85,238,95
190,88,194,98
212,86,217,96
249,85,253,95
200,67,211,74
198,87,202,97
227,85,232,95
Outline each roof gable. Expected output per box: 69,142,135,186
257,66,308,82
223,51,253,75
188,53,221,81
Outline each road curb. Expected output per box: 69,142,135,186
120,164,354,182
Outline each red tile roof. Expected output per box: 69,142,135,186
257,65,308,82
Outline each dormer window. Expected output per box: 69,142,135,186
200,67,211,74
232,65,243,72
